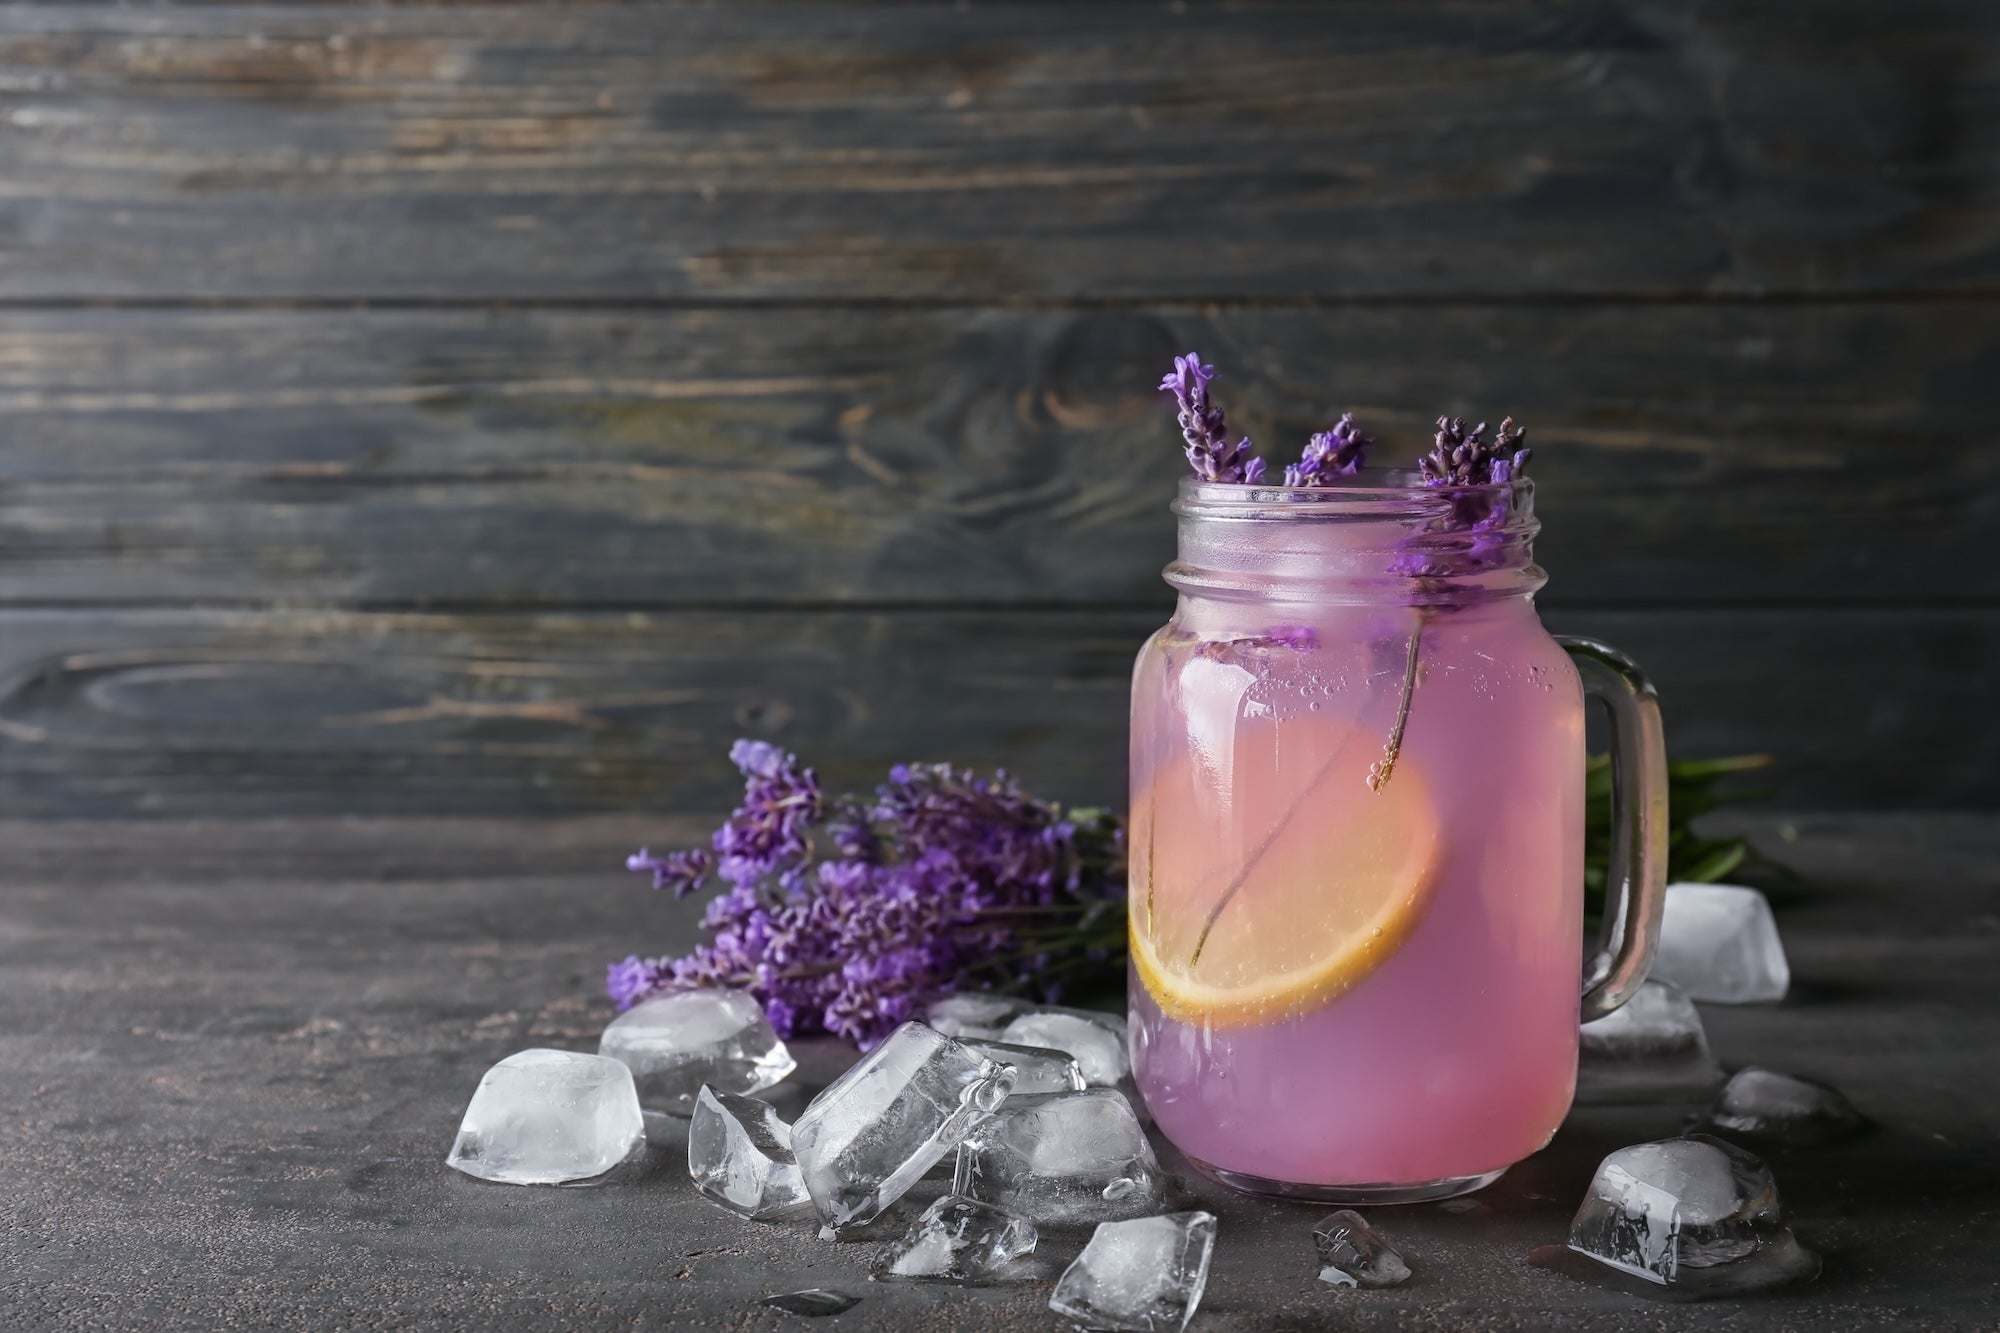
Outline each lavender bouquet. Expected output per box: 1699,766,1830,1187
612,741,1125,1048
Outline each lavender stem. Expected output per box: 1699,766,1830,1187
1184,721,1374,968
1367,620,1424,792
1179,621,1424,968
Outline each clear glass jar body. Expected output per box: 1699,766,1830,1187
1127,477,1585,1201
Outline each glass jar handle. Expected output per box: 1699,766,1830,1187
1559,636,1670,1022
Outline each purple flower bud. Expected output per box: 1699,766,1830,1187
606,954,670,1011
1160,351,1266,484
626,846,712,897
1284,413,1372,487
1400,415,1532,577
1419,416,1526,490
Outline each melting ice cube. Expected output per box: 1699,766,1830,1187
1313,1209,1410,1288
1651,884,1790,1003
954,1088,1162,1225
870,1195,1036,1283
1000,1007,1130,1087
446,1049,644,1185
958,1038,1087,1100
1568,1134,1785,1283
925,992,1034,1041
1703,1067,1866,1146
598,988,795,1114
687,1085,812,1220
1575,980,1723,1105
791,1022,1015,1233
759,1289,860,1316
1049,1211,1218,1333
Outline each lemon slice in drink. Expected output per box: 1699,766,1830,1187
1130,721,1443,1028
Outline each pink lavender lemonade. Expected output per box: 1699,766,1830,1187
1127,476,1590,1201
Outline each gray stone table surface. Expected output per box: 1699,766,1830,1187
3,813,1997,1330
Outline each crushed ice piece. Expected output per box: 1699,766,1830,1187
1651,883,1790,1003
687,1085,812,1220
959,1038,1088,1099
598,988,795,1113
759,1289,860,1316
818,1211,910,1244
1313,1209,1410,1288
955,1088,1162,1224
1703,1067,1866,1146
925,992,1035,1041
1576,980,1723,1104
1568,1134,1793,1284
791,1021,1015,1233
1050,1211,1218,1333
870,1194,1036,1283
1000,1007,1130,1087
446,1049,644,1185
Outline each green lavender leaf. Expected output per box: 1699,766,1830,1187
1585,753,1781,918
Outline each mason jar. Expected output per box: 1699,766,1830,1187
1128,472,1667,1203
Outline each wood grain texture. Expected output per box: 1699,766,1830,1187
0,2,1990,300
0,606,1988,817
3,813,1997,1329
3,302,1995,607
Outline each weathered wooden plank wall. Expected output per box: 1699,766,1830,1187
0,2,1993,814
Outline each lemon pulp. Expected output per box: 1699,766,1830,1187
1131,718,1442,1027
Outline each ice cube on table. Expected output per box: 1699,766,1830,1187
1650,883,1790,1003
955,1088,1162,1225
1575,980,1723,1105
791,1021,1016,1233
1703,1067,1866,1146
925,992,1035,1041
687,1085,812,1220
759,1289,860,1316
1568,1134,1784,1284
1313,1209,1410,1288
958,1039,1087,1099
446,1049,644,1185
870,1195,1036,1283
598,988,795,1114
999,1007,1130,1087
1050,1212,1218,1333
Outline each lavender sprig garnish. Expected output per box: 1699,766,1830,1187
612,742,1126,1048
1284,413,1372,487
1417,416,1530,488
1369,417,1534,792
1195,625,1319,660
1160,352,1266,484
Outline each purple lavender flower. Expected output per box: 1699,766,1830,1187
1160,352,1266,484
1417,416,1530,490
1487,417,1531,484
615,744,1127,1048
1195,625,1319,659
1393,416,1533,577
606,954,670,1011
1268,625,1319,651
625,846,712,897
1284,414,1372,487
710,738,821,887
762,996,798,1039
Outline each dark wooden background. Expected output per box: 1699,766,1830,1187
1,1,1994,817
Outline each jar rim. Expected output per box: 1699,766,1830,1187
1175,470,1532,520
1167,469,1543,603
